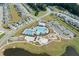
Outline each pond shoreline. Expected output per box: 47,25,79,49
62,46,79,56
3,46,79,56
3,48,49,56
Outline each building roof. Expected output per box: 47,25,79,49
25,36,35,42
38,22,46,26
38,37,48,45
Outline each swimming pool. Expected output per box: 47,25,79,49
34,26,48,35
22,26,49,36
22,29,34,35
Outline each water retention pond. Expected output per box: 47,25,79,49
3,46,79,56
3,48,49,56
62,46,79,56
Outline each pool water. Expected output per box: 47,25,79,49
23,26,48,36
34,26,48,35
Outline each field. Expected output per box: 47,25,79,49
42,14,58,24
8,4,21,23
37,11,48,17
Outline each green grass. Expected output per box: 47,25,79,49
0,31,5,39
0,40,69,56
43,14,57,22
8,4,21,22
0,38,79,56
36,11,48,17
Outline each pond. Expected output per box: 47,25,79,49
3,46,79,56
62,46,79,56
3,48,49,56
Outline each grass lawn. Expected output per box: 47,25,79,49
43,14,56,22
8,4,21,23
37,11,48,17
29,10,47,17
0,31,5,39
0,40,72,56
0,35,79,56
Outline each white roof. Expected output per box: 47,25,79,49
25,36,35,42
38,22,46,26
38,37,48,45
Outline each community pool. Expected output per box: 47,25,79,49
22,29,34,35
22,26,49,36
34,26,48,35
